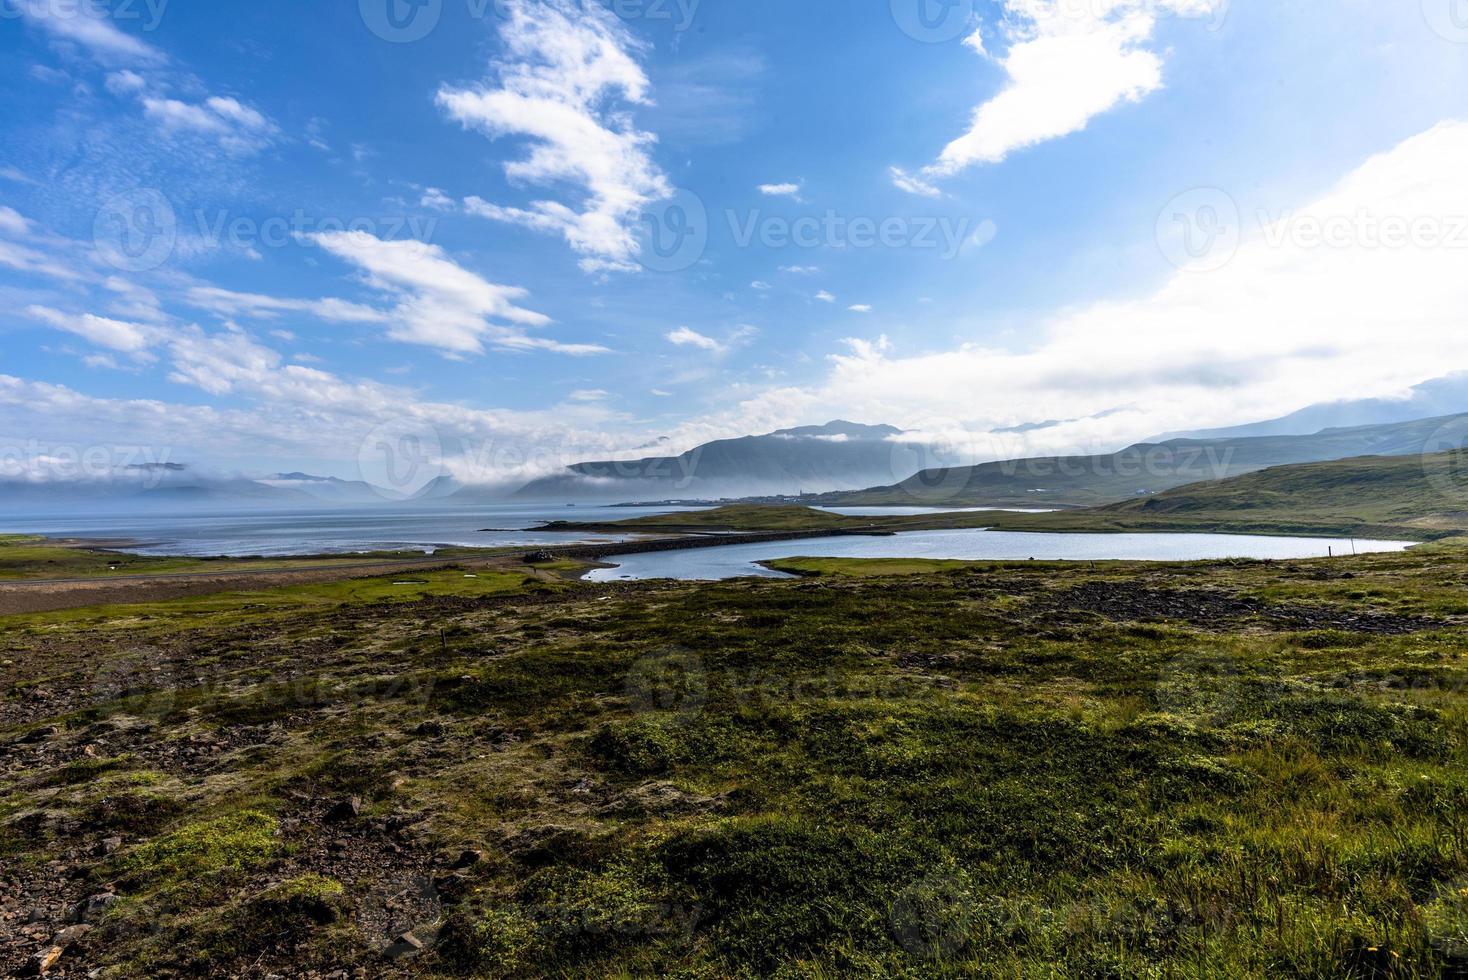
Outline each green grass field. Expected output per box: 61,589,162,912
5,542,1468,976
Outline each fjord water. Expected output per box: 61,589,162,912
584,529,1415,582
0,503,708,557
0,503,1033,556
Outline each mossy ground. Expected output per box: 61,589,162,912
3,545,1468,977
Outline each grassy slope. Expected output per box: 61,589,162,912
983,451,1468,541
5,549,1468,977
819,412,1468,509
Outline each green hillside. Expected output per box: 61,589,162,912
985,450,1468,540
820,412,1468,509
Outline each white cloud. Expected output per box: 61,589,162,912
666,326,722,351
16,0,164,65
0,240,85,281
918,0,1221,181
780,265,819,275
30,64,69,85
26,305,157,353
439,0,671,273
142,95,277,154
0,207,31,237
664,325,757,355
305,230,606,356
104,277,168,322
184,286,390,325
305,118,331,152
848,304,873,313
815,290,836,303
82,353,123,371
104,69,147,95
758,182,802,197
421,188,456,211
750,280,772,291
569,388,608,402
782,120,1468,459
888,166,942,199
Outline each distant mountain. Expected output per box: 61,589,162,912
412,475,474,501
508,421,915,502
819,412,1468,509
261,473,386,505
0,473,314,512
1158,373,1468,441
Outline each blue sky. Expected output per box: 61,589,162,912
2,0,1468,490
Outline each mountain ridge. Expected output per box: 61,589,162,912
815,411,1468,509
507,420,919,502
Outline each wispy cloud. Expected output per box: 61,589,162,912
666,326,723,351
141,95,277,155
758,181,802,198
26,305,158,353
888,166,942,199
665,324,756,355
16,0,165,66
305,230,606,356
184,286,389,325
440,0,671,273
0,207,32,237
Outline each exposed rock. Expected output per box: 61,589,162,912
18,726,59,745
450,849,483,870
26,945,63,976
94,836,123,857
325,796,361,823
382,931,424,960
25,925,90,976
69,894,118,925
